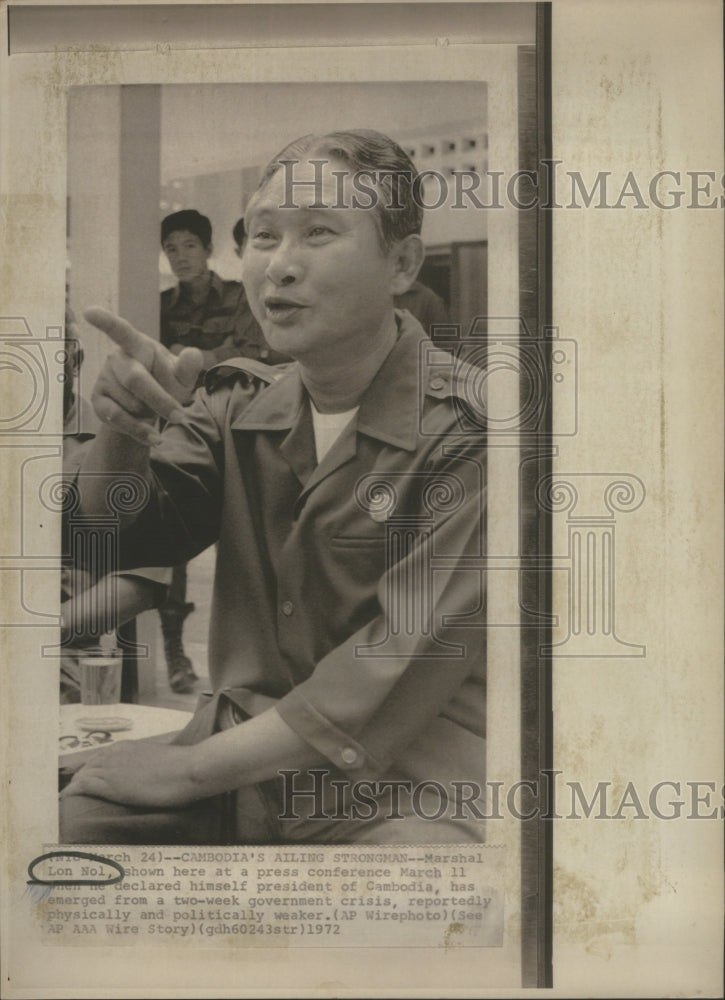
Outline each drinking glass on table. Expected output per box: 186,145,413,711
77,647,132,732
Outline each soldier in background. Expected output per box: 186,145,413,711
159,210,287,693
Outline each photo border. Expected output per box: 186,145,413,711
4,5,550,992
5,1,722,997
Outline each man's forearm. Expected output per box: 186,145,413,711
188,708,325,799
61,575,165,644
78,425,153,517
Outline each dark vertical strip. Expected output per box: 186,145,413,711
118,620,140,703
536,4,554,988
517,40,541,986
518,2,554,989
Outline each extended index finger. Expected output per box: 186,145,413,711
83,307,154,362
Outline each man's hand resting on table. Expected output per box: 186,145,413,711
59,709,325,809
59,740,205,809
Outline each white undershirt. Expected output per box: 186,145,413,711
310,402,359,464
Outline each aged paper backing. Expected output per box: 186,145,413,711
0,0,722,996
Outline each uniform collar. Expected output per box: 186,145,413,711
230,311,425,452
166,270,224,309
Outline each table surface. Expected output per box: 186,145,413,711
59,702,192,758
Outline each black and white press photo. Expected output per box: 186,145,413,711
1,2,722,998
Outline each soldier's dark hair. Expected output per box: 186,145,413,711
161,209,212,249
232,217,246,249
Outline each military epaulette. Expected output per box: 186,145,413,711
424,353,487,422
204,357,291,393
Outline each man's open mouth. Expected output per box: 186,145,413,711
264,297,307,322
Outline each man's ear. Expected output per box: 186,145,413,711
205,242,214,260
389,234,424,295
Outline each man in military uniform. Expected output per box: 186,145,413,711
161,208,285,366
61,130,487,845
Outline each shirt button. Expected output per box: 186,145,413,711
281,600,294,616
429,376,446,391
341,747,358,765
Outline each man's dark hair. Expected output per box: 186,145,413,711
232,217,246,249
255,129,423,250
161,209,212,248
